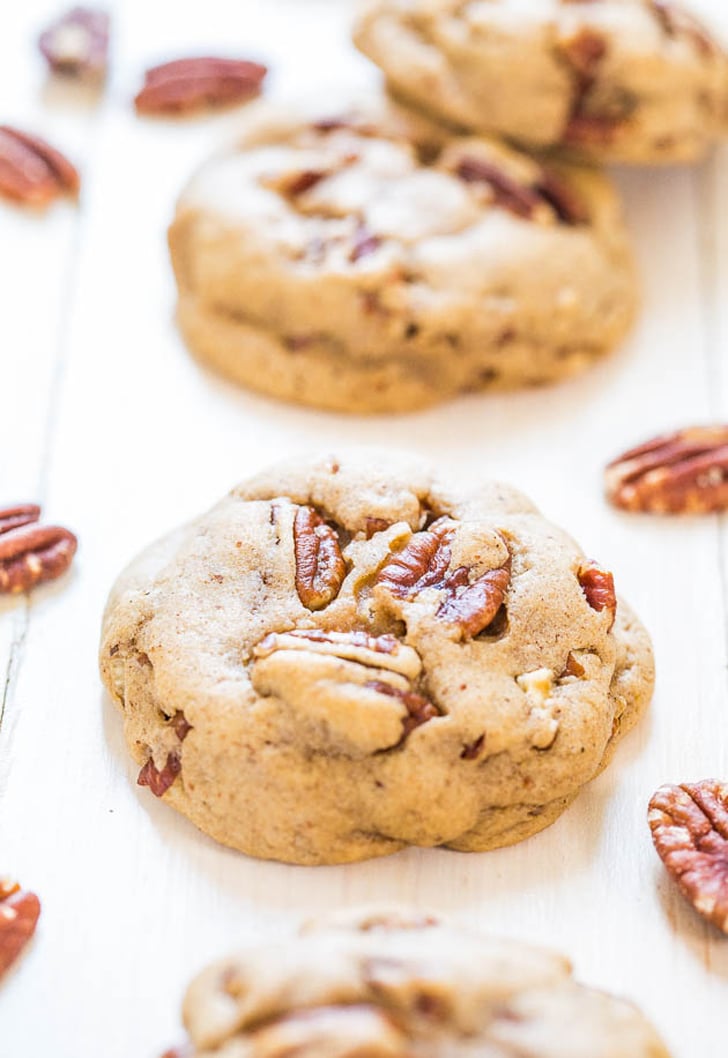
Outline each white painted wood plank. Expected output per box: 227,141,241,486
2,2,728,1056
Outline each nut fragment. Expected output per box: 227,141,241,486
293,506,346,611
0,126,79,206
0,881,41,979
648,780,728,933
0,523,77,595
38,7,110,78
455,157,585,225
577,562,616,629
134,57,267,115
365,679,439,738
605,426,728,514
0,504,41,536
138,753,181,798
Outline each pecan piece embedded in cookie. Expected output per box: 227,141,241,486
293,506,346,611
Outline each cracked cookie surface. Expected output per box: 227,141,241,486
177,907,671,1056
354,0,728,165
99,452,654,864
169,99,637,413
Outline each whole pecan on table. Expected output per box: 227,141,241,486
0,127,79,207
38,7,110,79
605,426,728,514
649,780,728,934
0,503,77,595
134,56,267,115
0,880,41,979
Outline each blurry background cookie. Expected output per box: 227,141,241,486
354,0,728,164
100,452,654,865
175,907,671,1057
169,99,638,413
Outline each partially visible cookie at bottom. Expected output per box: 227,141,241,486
176,907,671,1057
169,99,638,413
100,452,654,865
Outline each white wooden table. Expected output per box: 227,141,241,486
1,2,727,1054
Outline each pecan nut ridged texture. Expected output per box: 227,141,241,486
606,425,728,514
172,908,671,1057
353,0,728,165
0,126,79,206
649,780,728,933
168,97,638,414
0,505,77,595
134,57,267,115
99,453,654,865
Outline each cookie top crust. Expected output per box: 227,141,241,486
169,99,634,363
354,0,728,163
100,453,654,864
179,908,671,1056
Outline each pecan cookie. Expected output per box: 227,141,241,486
354,0,728,165
175,907,671,1056
99,453,654,865
168,100,637,413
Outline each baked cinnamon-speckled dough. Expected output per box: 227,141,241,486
99,452,654,865
176,908,671,1057
169,100,637,413
354,0,728,164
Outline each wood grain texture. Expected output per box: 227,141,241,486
0,1,727,1055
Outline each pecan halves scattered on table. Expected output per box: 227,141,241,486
293,505,346,611
134,56,267,115
0,880,41,979
0,504,77,595
649,780,728,934
606,425,728,514
0,127,80,207
38,7,110,79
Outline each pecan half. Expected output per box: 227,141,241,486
134,57,267,115
456,157,585,225
605,426,728,514
0,127,80,207
649,780,728,933
436,560,511,640
577,562,616,629
375,526,453,599
0,880,41,978
376,524,511,639
137,753,181,798
293,506,346,611
0,504,40,536
0,523,77,594
254,629,420,678
38,7,110,78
